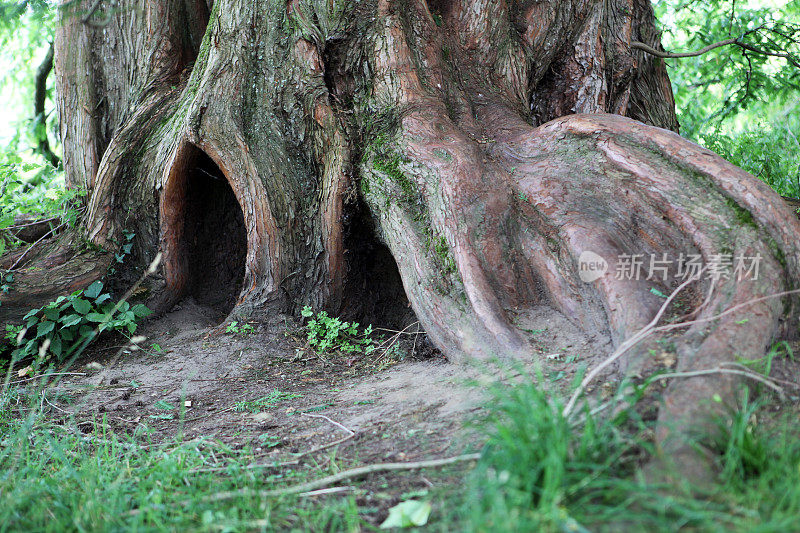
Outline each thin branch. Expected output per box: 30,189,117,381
33,42,59,168
201,454,481,501
649,368,785,398
631,36,800,68
631,38,738,58
562,275,699,417
9,372,87,385
295,412,355,457
8,222,67,271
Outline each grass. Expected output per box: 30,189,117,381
2,364,799,531
451,370,800,532
233,389,303,413
0,384,361,531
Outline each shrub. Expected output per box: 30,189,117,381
3,280,151,365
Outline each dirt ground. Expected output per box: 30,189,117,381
14,292,800,526
18,297,615,523
52,299,614,447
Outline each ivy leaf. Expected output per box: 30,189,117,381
72,298,92,315
131,304,152,318
36,320,55,338
60,314,82,327
94,293,112,305
380,500,432,529
84,281,104,299
42,307,60,321
86,312,109,323
50,334,62,358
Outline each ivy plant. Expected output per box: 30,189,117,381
3,280,151,364
300,306,376,355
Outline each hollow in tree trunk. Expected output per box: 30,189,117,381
3,0,799,481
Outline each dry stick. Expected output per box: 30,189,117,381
9,372,87,385
653,288,800,334
298,486,355,497
7,216,59,230
201,453,482,502
8,221,67,271
562,275,699,418
373,321,420,364
648,368,785,396
563,283,800,418
719,361,800,389
295,412,356,458
188,460,300,474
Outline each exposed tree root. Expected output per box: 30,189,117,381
29,0,800,483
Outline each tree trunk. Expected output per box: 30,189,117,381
4,0,799,479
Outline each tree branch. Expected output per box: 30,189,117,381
33,41,59,168
631,38,738,59
631,36,800,69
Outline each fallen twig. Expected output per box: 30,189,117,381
9,372,87,385
8,221,67,271
563,278,800,418
295,412,356,457
563,275,698,417
298,486,354,497
188,460,299,474
201,453,481,501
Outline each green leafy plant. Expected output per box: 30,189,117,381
225,321,255,336
0,151,85,253
702,124,800,198
3,280,151,365
233,389,303,413
301,306,376,354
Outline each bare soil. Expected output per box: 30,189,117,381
28,298,620,524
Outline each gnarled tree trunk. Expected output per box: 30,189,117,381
3,0,799,479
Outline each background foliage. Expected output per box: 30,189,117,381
656,0,800,197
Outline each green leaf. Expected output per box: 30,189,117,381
301,306,314,318
94,293,112,305
50,334,62,358
84,281,103,299
42,307,60,321
131,304,152,317
35,321,55,338
86,312,109,323
154,400,175,411
60,314,82,327
72,298,92,315
380,500,431,529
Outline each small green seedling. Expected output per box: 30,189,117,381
226,321,255,335
233,390,303,413
301,306,376,354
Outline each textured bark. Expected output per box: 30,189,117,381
3,0,799,479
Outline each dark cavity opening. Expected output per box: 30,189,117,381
179,0,211,67
340,198,415,331
182,150,247,319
